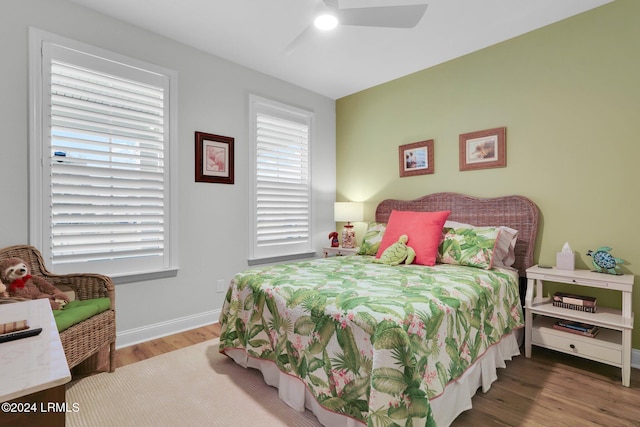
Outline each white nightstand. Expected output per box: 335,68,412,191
524,265,634,387
323,246,359,257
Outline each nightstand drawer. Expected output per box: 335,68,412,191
539,274,608,288
532,327,622,366
323,246,359,257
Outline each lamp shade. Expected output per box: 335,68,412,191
334,202,364,223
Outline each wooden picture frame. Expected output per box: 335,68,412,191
399,140,434,177
195,131,234,184
459,127,506,171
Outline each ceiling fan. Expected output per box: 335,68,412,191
285,0,429,54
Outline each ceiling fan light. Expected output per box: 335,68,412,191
314,13,339,30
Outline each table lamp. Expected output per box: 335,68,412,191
334,202,364,249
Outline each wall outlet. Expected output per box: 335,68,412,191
216,279,225,293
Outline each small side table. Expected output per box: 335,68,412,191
323,246,359,257
524,265,634,387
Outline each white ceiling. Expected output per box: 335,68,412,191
68,0,612,100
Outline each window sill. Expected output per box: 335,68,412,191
247,251,317,266
111,267,179,285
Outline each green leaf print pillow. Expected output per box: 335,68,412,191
357,222,386,255
438,226,501,269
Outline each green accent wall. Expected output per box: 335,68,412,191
336,0,640,347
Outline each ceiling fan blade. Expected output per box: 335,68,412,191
321,0,339,8
338,4,428,28
284,25,315,55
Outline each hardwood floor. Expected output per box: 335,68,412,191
453,347,640,426
96,324,640,426
113,323,221,368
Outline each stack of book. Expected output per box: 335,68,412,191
553,292,597,313
553,320,600,337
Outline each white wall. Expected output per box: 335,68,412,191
0,0,336,346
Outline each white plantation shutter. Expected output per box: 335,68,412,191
250,96,313,260
29,29,178,278
50,60,165,263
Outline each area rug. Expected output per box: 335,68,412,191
65,339,321,426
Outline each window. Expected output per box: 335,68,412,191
249,95,314,262
29,28,178,280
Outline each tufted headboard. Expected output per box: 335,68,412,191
375,192,539,277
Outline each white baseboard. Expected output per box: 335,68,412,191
115,309,220,349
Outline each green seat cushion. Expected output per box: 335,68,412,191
52,298,111,332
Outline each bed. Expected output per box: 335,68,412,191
219,192,539,426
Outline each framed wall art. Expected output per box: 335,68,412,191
195,131,234,184
399,140,434,177
459,127,506,171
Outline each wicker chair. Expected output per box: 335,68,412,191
0,245,116,373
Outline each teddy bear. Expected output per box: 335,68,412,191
0,257,69,309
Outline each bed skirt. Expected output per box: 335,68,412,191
223,329,522,427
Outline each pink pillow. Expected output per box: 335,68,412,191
376,210,451,266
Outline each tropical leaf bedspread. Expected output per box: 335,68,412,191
219,256,523,426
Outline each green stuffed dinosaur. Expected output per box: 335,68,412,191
374,234,416,266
